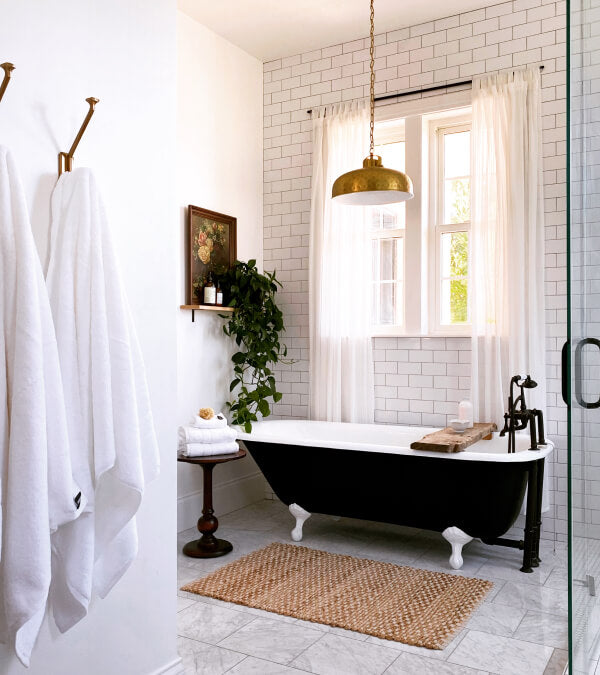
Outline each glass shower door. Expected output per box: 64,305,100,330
568,0,600,670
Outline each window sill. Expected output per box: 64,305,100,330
371,331,471,339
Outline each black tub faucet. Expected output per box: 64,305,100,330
499,375,546,453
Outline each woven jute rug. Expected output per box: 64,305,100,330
181,542,492,649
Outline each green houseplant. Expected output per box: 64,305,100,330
221,260,287,432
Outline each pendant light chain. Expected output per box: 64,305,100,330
330,0,413,204
369,0,375,157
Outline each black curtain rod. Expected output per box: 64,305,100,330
306,65,544,115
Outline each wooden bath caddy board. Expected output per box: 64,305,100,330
410,422,498,453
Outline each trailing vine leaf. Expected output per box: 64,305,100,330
221,260,288,433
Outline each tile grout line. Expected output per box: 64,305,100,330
221,655,247,674
449,629,557,673
380,650,407,675
177,635,252,670
482,605,567,650
211,612,324,669
286,631,335,672
179,631,311,672
178,631,253,653
443,627,470,660
512,608,534,638
491,596,568,619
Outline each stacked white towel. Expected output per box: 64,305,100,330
178,414,239,457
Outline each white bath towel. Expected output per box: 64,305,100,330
178,426,237,445
0,146,85,666
46,167,159,633
191,413,228,429
178,441,239,458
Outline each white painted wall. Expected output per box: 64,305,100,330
0,1,180,673
176,12,264,531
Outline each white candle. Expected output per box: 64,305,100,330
458,400,473,428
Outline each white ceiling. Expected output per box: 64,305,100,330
178,0,501,62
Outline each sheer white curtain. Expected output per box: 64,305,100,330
309,100,374,423
470,68,546,427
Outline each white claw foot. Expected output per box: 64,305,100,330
289,503,311,542
442,526,473,570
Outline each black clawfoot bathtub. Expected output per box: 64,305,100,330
237,421,553,572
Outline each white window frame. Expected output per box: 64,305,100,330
371,121,407,336
428,117,472,336
371,215,405,333
368,101,473,338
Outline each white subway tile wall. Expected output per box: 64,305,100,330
262,0,567,541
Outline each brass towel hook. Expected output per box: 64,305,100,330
58,96,99,177
0,63,15,104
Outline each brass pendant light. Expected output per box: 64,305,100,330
332,0,414,205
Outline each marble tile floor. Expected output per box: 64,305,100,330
177,499,569,675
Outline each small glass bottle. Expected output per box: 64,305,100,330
215,282,223,306
203,272,216,305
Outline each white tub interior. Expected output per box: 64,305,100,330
236,420,553,463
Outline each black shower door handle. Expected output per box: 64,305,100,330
562,341,569,406
573,338,600,409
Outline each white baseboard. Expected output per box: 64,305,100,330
149,656,184,675
177,471,266,532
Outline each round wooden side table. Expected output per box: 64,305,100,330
178,446,246,558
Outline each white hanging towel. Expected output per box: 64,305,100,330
0,146,85,667
46,167,159,633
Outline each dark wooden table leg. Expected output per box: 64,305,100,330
183,463,233,558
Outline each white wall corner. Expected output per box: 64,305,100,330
177,471,266,532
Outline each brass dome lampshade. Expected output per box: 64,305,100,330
332,0,413,205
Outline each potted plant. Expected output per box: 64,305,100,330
221,259,287,432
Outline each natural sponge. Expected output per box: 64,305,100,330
198,407,215,420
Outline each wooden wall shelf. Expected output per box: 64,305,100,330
180,305,234,322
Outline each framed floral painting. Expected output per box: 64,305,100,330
186,206,237,303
